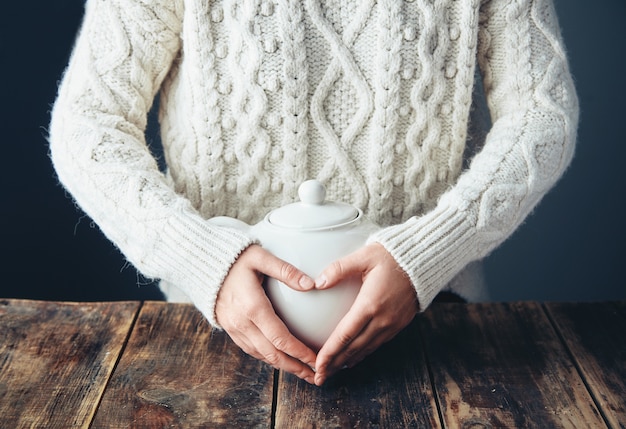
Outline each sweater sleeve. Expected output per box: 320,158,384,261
48,0,254,327
368,0,579,310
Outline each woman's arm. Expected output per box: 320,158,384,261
48,0,254,326
371,0,579,310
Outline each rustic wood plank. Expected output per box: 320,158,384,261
274,319,442,428
0,299,139,429
91,301,274,428
420,302,607,428
546,302,626,429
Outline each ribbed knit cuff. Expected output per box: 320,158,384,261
367,205,477,311
148,205,257,328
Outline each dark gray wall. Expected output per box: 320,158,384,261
1,1,624,303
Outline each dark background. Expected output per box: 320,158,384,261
1,1,624,303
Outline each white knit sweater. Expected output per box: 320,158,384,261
49,0,578,327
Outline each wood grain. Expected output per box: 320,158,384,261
546,302,626,429
3,299,623,428
274,319,442,428
91,301,274,428
420,302,607,429
0,299,139,429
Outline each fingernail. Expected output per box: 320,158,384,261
299,276,315,289
314,275,327,289
314,374,325,386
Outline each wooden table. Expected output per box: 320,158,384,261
1,299,624,428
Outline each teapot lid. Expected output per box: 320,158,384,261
268,180,360,229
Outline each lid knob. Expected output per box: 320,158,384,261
298,180,326,205
267,179,359,229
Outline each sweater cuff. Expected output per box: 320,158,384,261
367,205,476,311
148,205,256,328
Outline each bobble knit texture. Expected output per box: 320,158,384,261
49,0,578,326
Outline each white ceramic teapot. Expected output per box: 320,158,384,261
209,180,379,350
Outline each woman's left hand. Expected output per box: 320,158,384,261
313,243,419,386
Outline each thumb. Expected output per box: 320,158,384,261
314,250,367,290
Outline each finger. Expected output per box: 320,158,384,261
315,308,413,385
314,308,372,385
230,323,317,384
249,319,317,383
255,248,315,291
225,304,317,382
342,328,391,369
314,250,368,290
216,261,316,379
314,322,394,386
255,337,317,383
251,304,317,369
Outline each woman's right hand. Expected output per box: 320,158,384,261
215,245,318,384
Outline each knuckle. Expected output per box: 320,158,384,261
343,346,358,358
337,331,355,347
294,367,312,380
329,260,345,277
264,351,281,367
377,314,395,330
243,305,265,324
280,262,299,282
270,334,289,351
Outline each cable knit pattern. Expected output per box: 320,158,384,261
278,0,310,201
306,0,373,207
49,0,578,324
